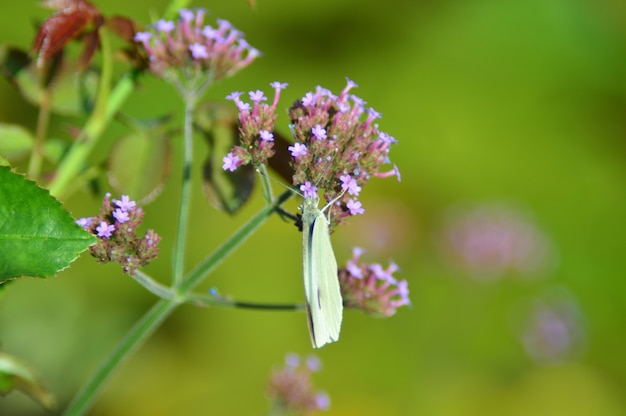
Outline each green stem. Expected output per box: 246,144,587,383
257,164,274,205
27,89,51,180
62,300,176,416
62,189,294,416
48,32,136,198
130,270,176,300
188,293,303,311
172,93,195,285
131,270,303,311
175,189,293,294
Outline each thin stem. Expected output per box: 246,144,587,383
132,268,302,311
62,300,177,416
176,189,294,294
188,293,304,311
172,92,195,285
48,39,137,198
130,270,176,300
62,189,295,416
257,164,274,205
27,89,51,180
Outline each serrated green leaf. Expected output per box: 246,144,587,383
107,130,171,205
196,101,255,214
0,351,56,410
0,122,34,160
0,167,96,283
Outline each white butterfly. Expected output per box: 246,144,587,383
301,196,343,348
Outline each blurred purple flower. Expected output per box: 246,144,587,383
267,353,329,414
515,289,586,364
439,203,554,281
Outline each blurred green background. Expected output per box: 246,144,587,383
1,0,625,415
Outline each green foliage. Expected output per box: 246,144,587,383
0,352,55,410
196,101,256,214
0,167,96,283
107,122,172,205
0,123,34,160
0,45,98,116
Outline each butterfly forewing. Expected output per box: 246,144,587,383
302,198,343,348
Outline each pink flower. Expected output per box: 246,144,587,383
222,152,240,172
347,199,364,215
288,142,308,158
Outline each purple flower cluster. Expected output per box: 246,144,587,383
266,353,330,414
440,204,553,281
75,194,161,275
516,289,586,364
133,8,260,81
222,82,288,170
223,78,400,228
338,247,410,317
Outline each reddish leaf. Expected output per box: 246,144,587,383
78,29,100,70
105,16,148,69
106,15,139,43
34,12,90,66
33,0,101,67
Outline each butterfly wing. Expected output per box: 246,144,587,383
302,200,343,348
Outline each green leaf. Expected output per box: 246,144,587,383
42,137,69,164
0,167,96,283
107,129,171,205
196,101,255,214
0,45,98,116
0,122,34,160
0,351,56,410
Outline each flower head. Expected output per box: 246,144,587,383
287,78,399,228
338,247,410,317
78,194,161,275
266,353,330,414
221,82,288,169
222,78,399,229
133,8,259,82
